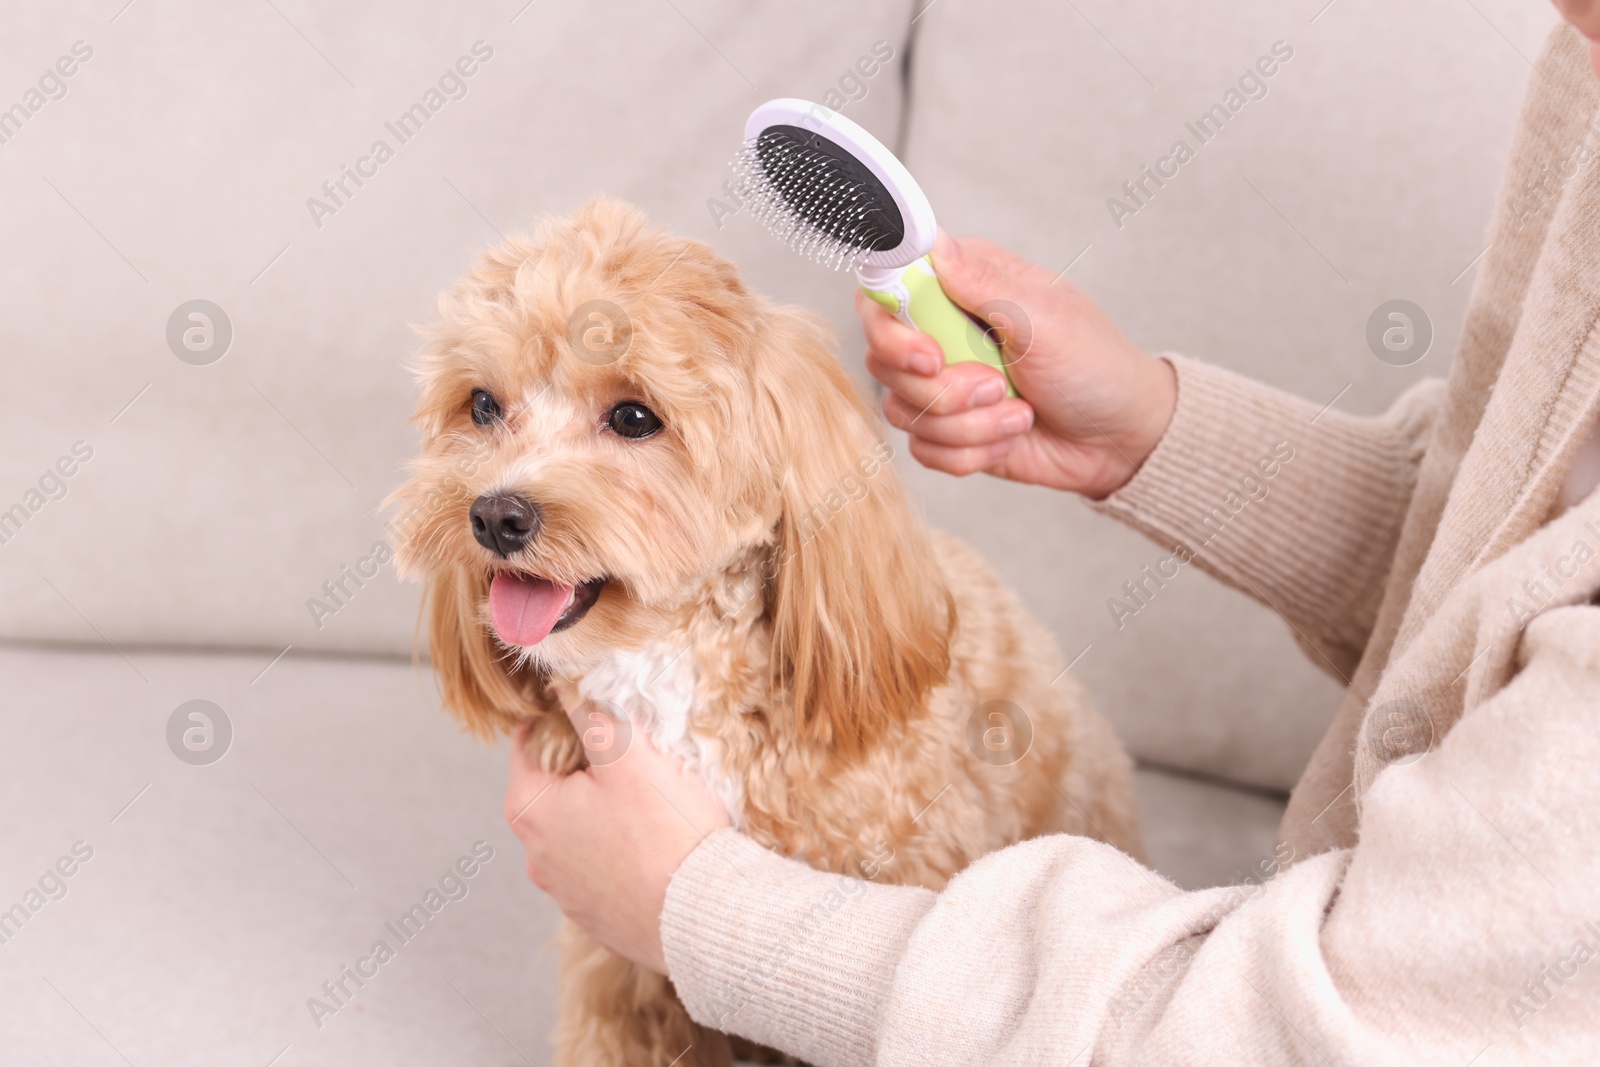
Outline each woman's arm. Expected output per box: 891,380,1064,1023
1089,356,1443,678
863,235,1445,678
658,604,1600,1066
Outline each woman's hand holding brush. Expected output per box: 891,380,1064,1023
861,232,1177,499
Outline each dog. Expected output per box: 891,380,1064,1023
392,199,1142,1066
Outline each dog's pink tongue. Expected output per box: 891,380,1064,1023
489,573,574,646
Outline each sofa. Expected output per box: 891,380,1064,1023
0,0,1556,1062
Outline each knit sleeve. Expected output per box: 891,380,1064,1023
661,608,1600,1065
660,830,930,1067
1089,354,1443,678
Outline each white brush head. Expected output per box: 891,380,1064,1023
736,98,938,272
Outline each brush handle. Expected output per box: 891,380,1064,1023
858,257,1017,397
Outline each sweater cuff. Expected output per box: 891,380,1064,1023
661,829,935,1067
1090,355,1431,659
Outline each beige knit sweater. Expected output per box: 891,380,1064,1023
661,25,1600,1066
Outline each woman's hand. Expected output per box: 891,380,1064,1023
504,717,730,974
861,232,1177,499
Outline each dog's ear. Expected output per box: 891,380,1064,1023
755,306,955,758
424,567,554,738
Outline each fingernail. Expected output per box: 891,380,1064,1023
910,349,942,376
998,409,1031,435
970,379,1006,407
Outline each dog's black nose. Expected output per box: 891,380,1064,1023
470,493,540,558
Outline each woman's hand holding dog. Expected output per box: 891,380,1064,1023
505,718,729,975
861,233,1177,499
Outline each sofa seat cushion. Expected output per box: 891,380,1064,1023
3,642,1286,1063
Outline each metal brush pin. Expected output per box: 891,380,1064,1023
735,141,890,272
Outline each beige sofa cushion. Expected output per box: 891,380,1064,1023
0,1,912,655
0,642,1282,1063
0,643,558,1066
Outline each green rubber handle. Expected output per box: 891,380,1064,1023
860,256,1016,396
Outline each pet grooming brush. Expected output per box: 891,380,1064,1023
737,98,1015,394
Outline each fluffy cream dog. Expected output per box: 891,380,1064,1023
393,199,1142,1066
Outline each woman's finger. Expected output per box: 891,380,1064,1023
906,434,1015,477
856,289,943,377
867,358,1012,420
882,392,1033,447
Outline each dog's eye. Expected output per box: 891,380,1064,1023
470,389,502,427
608,402,662,440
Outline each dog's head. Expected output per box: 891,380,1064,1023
391,198,953,756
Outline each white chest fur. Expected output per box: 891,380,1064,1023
573,643,746,826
